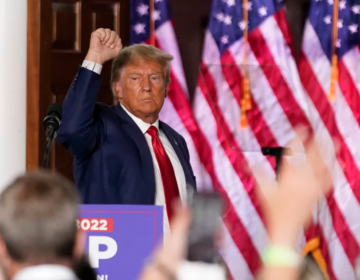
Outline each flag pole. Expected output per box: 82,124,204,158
240,0,251,128
149,0,155,46
329,0,339,102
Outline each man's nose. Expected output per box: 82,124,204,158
142,77,151,92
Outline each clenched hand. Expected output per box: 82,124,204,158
85,28,122,65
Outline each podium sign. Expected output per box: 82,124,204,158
79,205,163,280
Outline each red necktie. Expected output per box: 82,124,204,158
147,126,180,221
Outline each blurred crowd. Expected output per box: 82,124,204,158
0,129,357,280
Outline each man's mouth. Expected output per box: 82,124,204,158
140,98,153,102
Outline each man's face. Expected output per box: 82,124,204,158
114,58,167,122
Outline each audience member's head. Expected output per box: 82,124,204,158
0,172,84,279
299,255,326,280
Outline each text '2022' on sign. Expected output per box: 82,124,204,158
77,218,114,232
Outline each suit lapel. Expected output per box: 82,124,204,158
114,104,156,197
160,122,194,188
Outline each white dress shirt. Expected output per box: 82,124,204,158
81,61,187,241
121,104,187,241
82,60,103,74
13,265,78,280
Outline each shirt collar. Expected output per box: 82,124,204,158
13,265,78,280
120,104,159,134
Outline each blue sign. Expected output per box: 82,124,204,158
79,205,163,280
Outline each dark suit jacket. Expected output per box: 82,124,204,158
57,67,196,204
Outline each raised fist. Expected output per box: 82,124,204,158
85,28,122,65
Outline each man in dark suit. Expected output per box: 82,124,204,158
57,29,196,238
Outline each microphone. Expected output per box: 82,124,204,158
42,103,62,168
261,147,292,157
261,147,292,179
43,103,62,138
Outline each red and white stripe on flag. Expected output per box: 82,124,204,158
194,0,334,278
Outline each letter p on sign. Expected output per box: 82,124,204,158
89,236,118,268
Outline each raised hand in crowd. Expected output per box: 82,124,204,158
138,205,191,280
257,128,336,280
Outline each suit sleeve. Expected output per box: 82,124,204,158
57,67,105,160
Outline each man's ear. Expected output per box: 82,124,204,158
165,84,169,98
73,229,85,259
112,81,123,100
0,236,11,267
165,77,171,97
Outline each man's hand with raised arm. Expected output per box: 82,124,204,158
85,28,122,65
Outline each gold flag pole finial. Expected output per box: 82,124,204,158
329,0,339,102
240,0,251,128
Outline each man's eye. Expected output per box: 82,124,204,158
131,77,138,81
151,76,160,80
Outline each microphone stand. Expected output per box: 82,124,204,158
42,125,57,169
261,147,292,180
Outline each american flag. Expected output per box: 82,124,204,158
193,0,318,279
131,0,360,278
130,0,207,190
298,0,360,279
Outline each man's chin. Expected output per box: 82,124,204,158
137,108,160,122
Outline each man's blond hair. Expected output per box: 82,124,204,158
110,44,173,96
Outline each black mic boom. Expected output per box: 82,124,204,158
42,103,63,168
43,103,63,138
261,147,292,179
